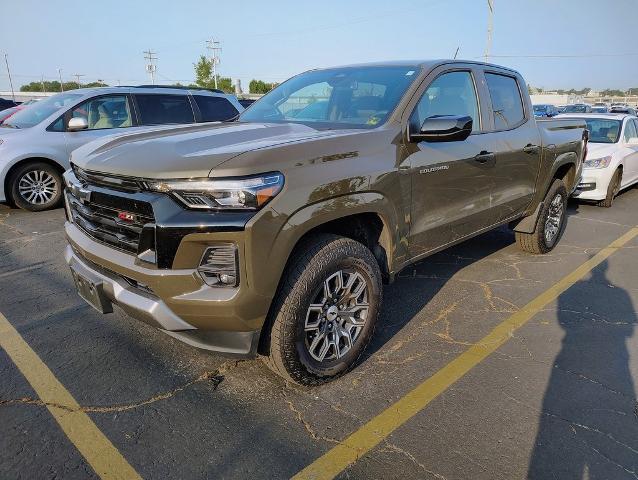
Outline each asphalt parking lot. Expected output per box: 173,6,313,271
1,187,637,480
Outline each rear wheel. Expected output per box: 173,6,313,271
597,168,621,208
516,178,567,254
265,234,382,386
9,162,63,211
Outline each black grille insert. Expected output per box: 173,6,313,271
68,193,154,254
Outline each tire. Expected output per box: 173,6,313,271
265,234,382,386
597,168,621,208
516,178,567,254
8,162,63,212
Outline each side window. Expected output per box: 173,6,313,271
623,118,637,142
70,95,132,130
193,95,239,122
484,73,525,130
410,71,480,133
135,94,195,125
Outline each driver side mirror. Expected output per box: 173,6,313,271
410,115,473,143
67,117,88,132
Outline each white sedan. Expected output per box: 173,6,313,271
560,113,638,207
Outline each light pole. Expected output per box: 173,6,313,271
4,54,15,101
57,68,64,92
484,0,494,62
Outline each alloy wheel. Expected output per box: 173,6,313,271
544,193,564,245
304,269,370,362
18,170,58,205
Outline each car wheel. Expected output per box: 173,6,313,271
265,234,382,386
9,162,63,212
516,178,567,254
597,168,621,208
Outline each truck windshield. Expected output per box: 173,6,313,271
576,118,621,143
239,66,420,129
2,92,82,129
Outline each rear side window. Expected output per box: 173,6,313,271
193,95,239,122
623,119,637,142
135,94,195,125
485,73,525,130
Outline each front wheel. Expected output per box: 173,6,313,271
9,162,63,211
516,178,567,254
597,168,621,208
265,234,382,386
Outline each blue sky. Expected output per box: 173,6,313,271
1,0,637,92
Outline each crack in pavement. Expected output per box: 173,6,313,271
0,360,245,414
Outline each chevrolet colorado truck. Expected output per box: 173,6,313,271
63,60,587,385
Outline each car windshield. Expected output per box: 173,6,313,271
573,118,622,143
563,105,588,113
239,66,420,129
2,92,82,129
592,107,607,113
533,105,547,112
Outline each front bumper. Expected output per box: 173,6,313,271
572,167,614,201
65,221,267,356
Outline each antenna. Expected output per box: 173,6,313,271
454,46,460,60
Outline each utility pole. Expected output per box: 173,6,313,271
73,73,85,89
143,49,158,85
205,39,222,89
484,0,494,62
41,75,46,93
57,68,64,92
4,54,15,101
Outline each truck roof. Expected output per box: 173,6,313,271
312,59,520,75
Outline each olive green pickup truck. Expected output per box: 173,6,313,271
63,60,587,385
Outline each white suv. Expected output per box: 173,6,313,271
0,86,243,211
560,113,638,207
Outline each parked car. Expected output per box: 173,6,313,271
591,106,609,113
610,106,637,115
561,113,638,207
533,104,559,117
557,105,567,113
563,104,592,113
0,86,243,211
0,97,18,111
0,105,23,124
63,60,586,385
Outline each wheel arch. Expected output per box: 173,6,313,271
4,157,66,204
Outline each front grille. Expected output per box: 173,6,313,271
72,164,144,192
67,193,154,254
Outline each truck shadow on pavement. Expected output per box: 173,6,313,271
528,259,638,479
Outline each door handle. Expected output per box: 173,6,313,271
474,151,495,163
523,144,540,154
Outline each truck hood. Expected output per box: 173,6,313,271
585,142,618,159
71,122,342,179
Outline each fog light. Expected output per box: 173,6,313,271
198,244,239,287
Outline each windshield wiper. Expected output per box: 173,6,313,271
0,123,19,129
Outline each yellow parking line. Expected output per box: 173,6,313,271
293,226,638,480
0,313,142,480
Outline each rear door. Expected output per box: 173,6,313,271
402,65,502,257
621,118,638,185
480,70,542,222
132,93,196,126
63,93,135,155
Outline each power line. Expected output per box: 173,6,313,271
72,73,84,88
143,49,158,85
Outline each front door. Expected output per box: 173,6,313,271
403,69,499,258
63,94,134,157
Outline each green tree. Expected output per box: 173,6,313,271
193,55,234,93
20,80,108,92
249,79,276,94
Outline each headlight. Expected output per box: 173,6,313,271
147,172,284,210
583,155,612,169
